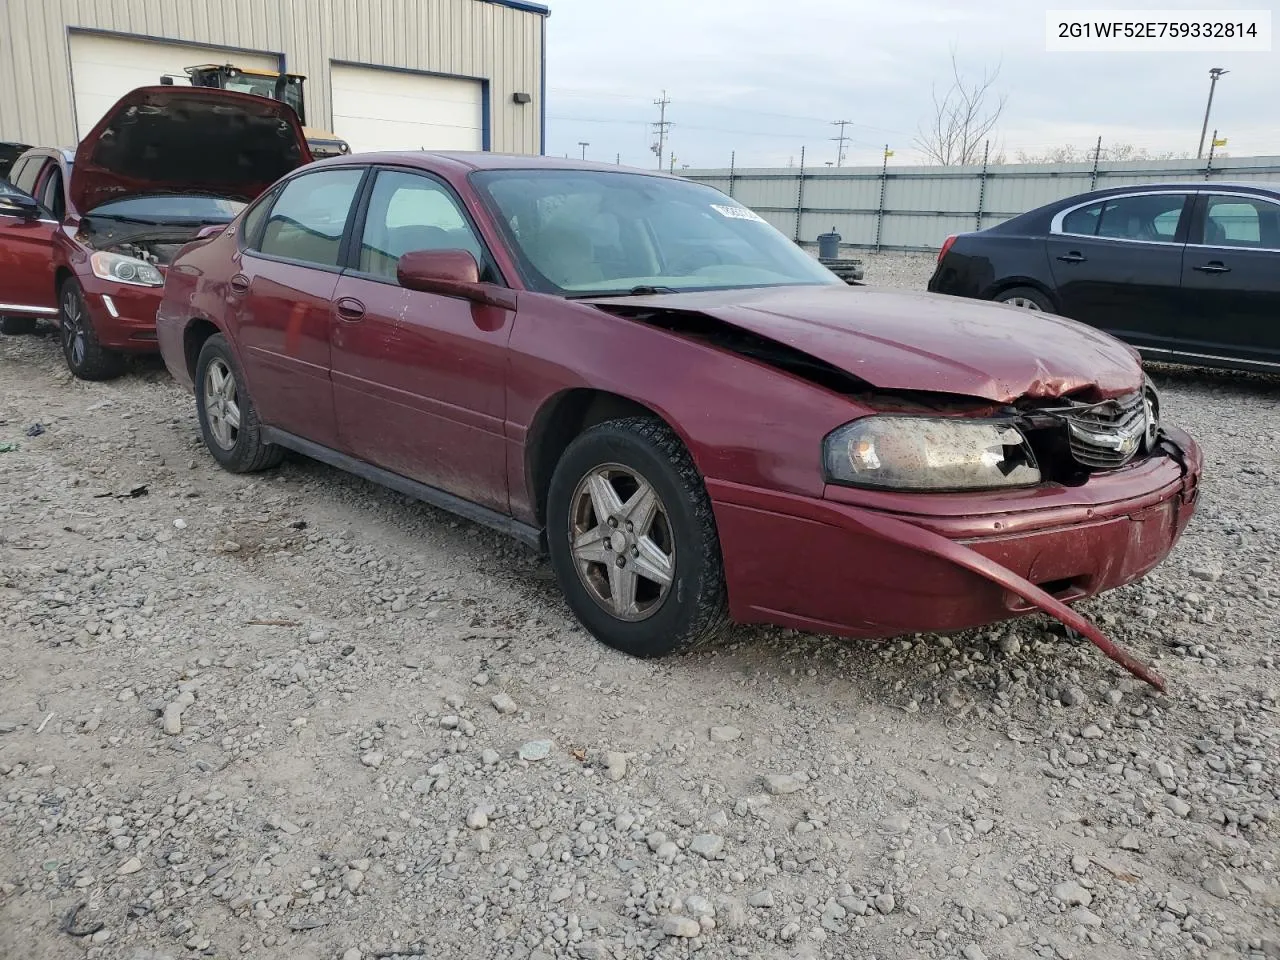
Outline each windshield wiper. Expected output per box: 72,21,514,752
85,213,164,226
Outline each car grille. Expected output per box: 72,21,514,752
1056,392,1150,470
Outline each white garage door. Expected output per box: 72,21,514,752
330,64,483,153
68,33,279,139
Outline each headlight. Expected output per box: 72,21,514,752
89,251,163,287
824,416,1041,491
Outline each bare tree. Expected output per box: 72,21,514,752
1015,143,1190,164
914,52,1006,166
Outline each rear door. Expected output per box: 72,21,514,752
1045,191,1190,348
1178,192,1280,368
330,166,513,511
234,166,367,448
0,175,59,319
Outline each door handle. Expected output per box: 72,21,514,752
1056,252,1087,263
1192,261,1231,274
335,297,366,322
229,274,250,294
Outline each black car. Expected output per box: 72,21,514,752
0,142,31,181
928,182,1280,374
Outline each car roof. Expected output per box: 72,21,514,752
1071,180,1279,196
18,146,75,163
305,150,680,178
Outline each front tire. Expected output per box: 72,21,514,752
994,286,1053,312
195,334,283,473
60,280,125,380
546,417,728,658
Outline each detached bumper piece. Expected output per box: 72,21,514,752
711,429,1202,692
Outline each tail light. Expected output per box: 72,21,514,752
937,235,957,264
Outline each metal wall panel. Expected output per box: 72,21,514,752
0,0,544,154
685,156,1280,251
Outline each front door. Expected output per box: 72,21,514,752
234,167,367,448
330,167,513,512
1046,191,1190,349
0,185,58,319
1178,192,1280,368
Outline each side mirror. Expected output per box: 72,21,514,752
2,195,40,220
196,224,226,240
396,249,515,310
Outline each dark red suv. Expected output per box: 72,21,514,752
155,153,1201,688
0,87,309,378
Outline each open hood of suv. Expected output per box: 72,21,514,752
71,86,312,215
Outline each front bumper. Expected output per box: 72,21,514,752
75,271,164,353
709,427,1201,642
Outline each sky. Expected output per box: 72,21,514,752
541,0,1278,170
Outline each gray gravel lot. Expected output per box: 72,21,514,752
1,255,1278,960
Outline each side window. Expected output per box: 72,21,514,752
39,167,65,220
1060,202,1103,236
1202,196,1280,248
7,156,30,189
239,187,278,249
12,157,42,196
1095,194,1187,242
257,169,364,268
357,170,486,279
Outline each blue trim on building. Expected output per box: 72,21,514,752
481,79,492,151
486,0,551,15
539,17,547,155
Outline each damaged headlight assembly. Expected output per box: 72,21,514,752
824,416,1041,491
90,251,163,287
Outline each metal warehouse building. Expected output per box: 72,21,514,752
0,0,547,155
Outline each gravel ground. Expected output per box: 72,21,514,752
1,255,1278,960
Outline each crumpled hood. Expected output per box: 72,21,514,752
71,86,312,214
588,284,1144,403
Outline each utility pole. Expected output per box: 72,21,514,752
1196,67,1228,159
616,152,621,165
578,141,589,160
651,90,671,171
830,120,851,167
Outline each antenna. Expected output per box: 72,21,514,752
651,90,671,171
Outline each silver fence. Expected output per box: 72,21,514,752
682,154,1280,254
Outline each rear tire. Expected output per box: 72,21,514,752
0,315,38,335
195,334,283,473
994,286,1053,312
546,416,728,658
60,279,125,380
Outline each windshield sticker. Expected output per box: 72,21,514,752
710,203,765,222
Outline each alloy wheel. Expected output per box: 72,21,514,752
1002,296,1043,311
62,289,86,367
568,463,676,621
203,358,242,450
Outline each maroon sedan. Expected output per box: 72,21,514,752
156,154,1201,688
0,86,310,378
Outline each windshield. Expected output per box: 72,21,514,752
223,75,304,119
472,169,840,296
88,195,246,221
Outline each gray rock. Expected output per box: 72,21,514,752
690,834,724,859
710,726,741,742
518,740,551,762
342,869,364,893
603,751,627,781
1190,566,1222,582
481,748,500,767
1164,795,1191,818
549,886,571,903
360,751,383,768
685,895,715,918
874,893,896,915
1080,724,1104,739
748,890,775,908
491,692,517,715
466,807,489,830
117,857,142,875
1072,908,1102,928
963,946,988,960
1203,875,1231,899
1118,832,1143,851
763,773,803,795
412,777,432,793
661,915,700,938
1052,881,1091,907
1060,686,1086,707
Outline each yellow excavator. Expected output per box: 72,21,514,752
161,64,351,159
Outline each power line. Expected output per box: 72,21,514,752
651,91,671,171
